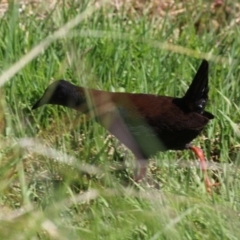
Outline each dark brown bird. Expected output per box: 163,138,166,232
32,59,217,192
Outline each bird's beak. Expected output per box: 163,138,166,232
32,97,44,110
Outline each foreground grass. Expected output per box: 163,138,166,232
0,0,240,239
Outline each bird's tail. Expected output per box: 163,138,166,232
183,59,210,115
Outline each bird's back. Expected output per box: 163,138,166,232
83,90,212,155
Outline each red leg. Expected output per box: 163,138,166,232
188,145,220,193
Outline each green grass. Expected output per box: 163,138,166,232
1,0,240,239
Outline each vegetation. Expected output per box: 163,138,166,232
0,0,240,239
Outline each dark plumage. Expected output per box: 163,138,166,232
33,59,217,192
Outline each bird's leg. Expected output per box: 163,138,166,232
134,159,148,182
186,144,220,193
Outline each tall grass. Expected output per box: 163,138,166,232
0,0,240,239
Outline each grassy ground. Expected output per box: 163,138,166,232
0,0,240,239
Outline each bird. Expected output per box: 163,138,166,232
32,59,217,193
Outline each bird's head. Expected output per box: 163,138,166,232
32,80,79,109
